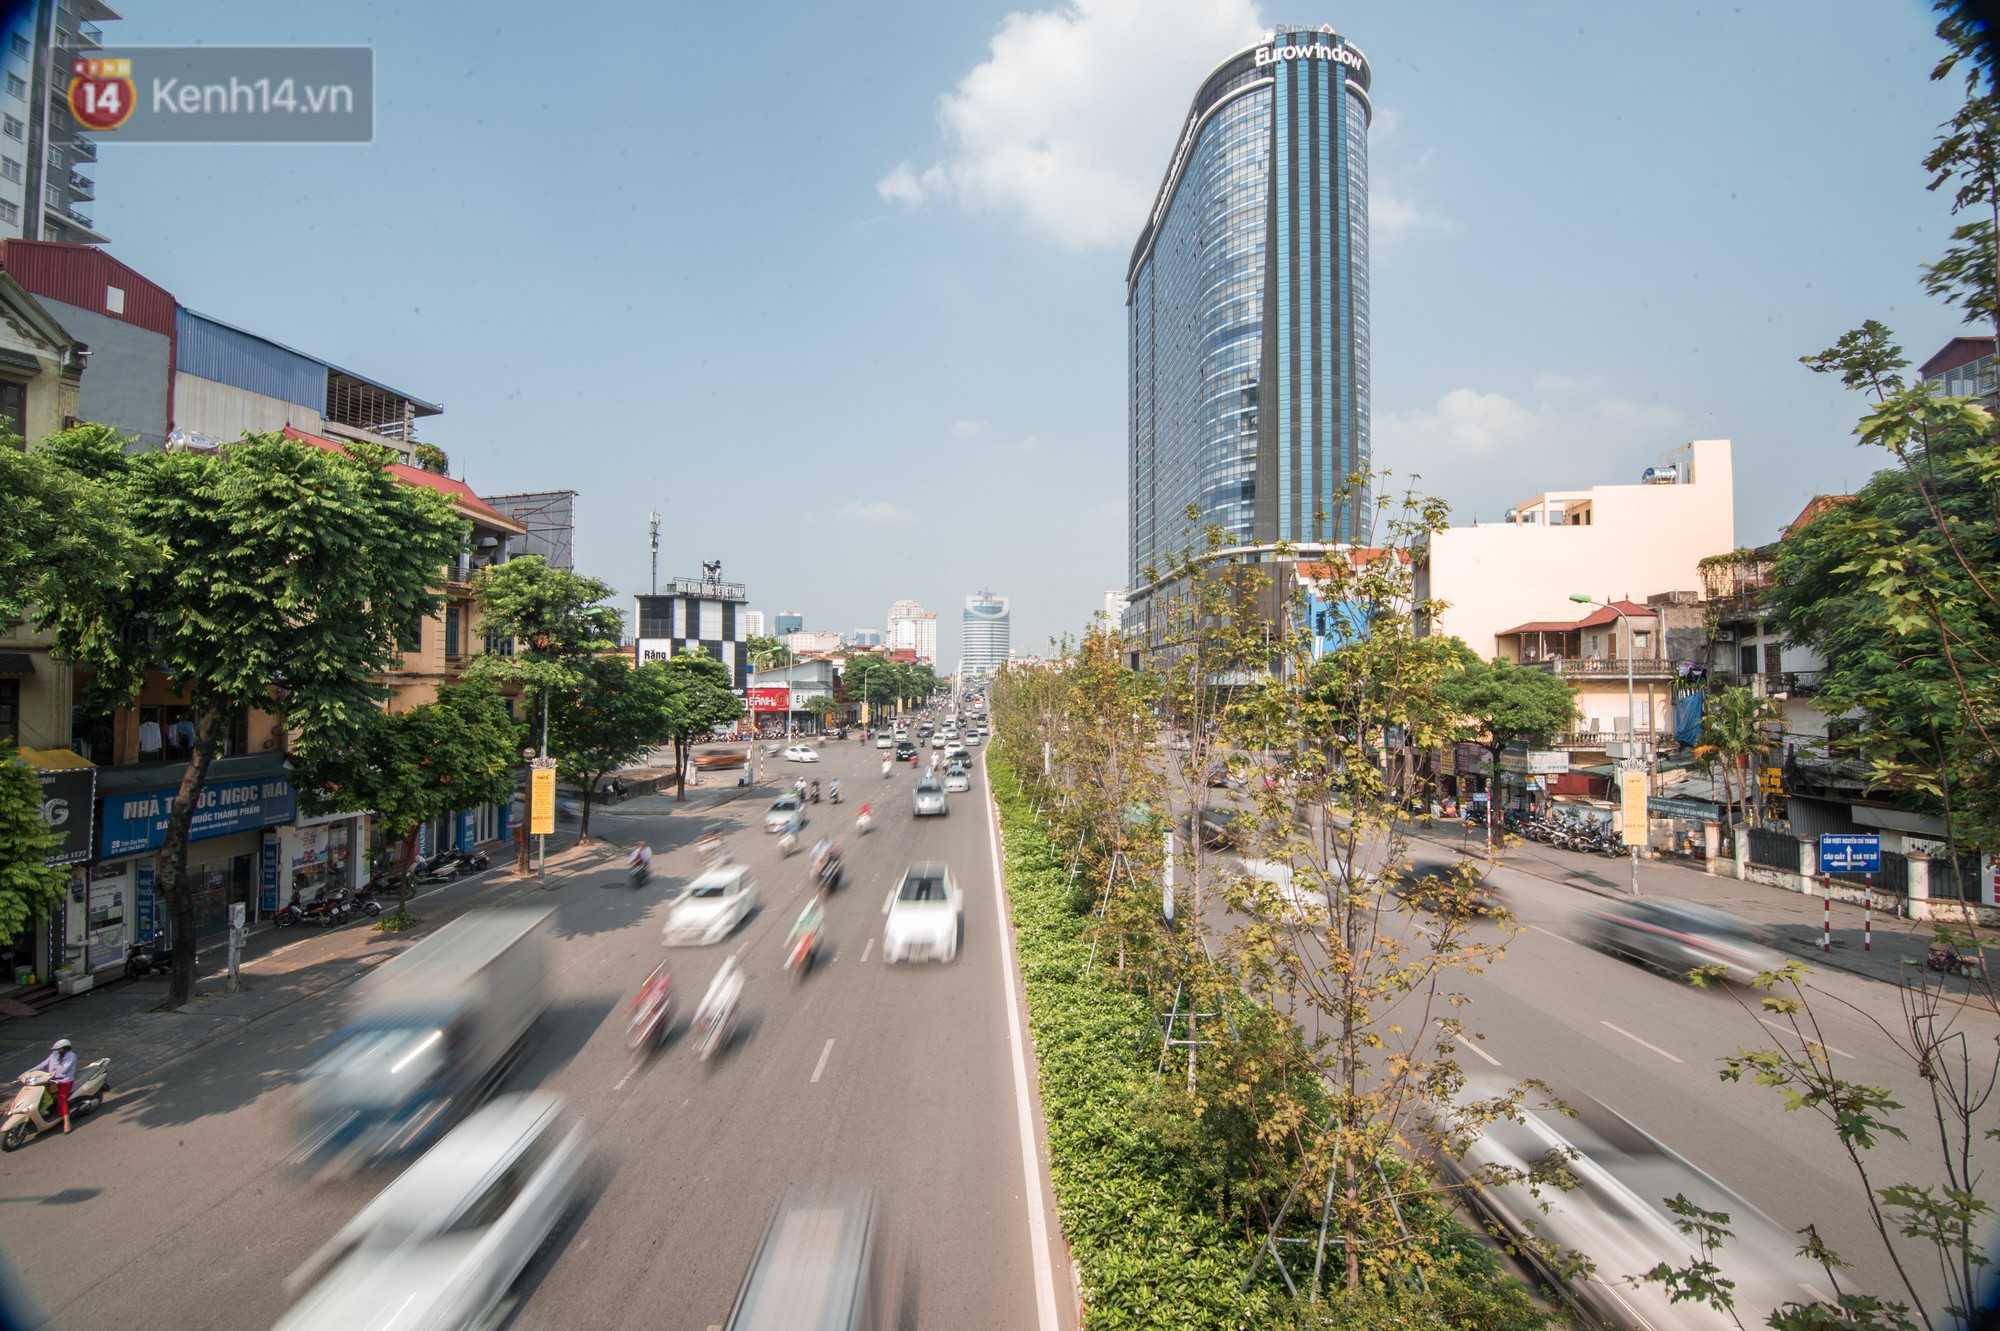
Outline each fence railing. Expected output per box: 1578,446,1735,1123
1747,826,1801,870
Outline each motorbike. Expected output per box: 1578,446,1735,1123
813,845,844,893
856,810,874,835
828,784,842,805
881,760,893,779
449,848,490,874
785,904,823,978
1926,942,1982,976
625,960,675,1053
2,1060,112,1150
777,831,800,858
412,852,465,886
693,968,742,1062
123,937,169,980
629,860,651,890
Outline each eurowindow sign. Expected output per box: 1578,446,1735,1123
1254,39,1365,72
100,775,297,859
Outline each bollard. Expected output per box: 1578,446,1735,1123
1822,878,1832,952
1863,874,1873,952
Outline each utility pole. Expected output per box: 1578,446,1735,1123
648,511,661,596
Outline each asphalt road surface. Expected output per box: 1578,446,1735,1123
0,733,1056,1331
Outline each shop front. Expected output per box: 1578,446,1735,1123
91,760,297,965
264,811,367,917
11,755,95,988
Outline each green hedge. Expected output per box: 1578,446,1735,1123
989,757,1557,1330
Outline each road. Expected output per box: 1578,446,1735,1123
0,732,1062,1331
1178,772,1999,1319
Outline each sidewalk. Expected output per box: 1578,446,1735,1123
0,776,756,1085
1406,819,1986,995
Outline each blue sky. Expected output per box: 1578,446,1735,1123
94,1,1966,667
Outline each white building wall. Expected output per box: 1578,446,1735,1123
173,371,326,443
1420,440,1737,658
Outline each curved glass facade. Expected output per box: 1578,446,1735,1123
1127,29,1371,586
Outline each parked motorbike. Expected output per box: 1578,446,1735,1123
123,938,168,980
625,960,675,1053
449,848,490,874
412,852,465,886
2,1060,111,1150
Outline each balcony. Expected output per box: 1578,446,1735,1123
67,172,93,200
1555,726,1676,753
1765,669,1825,697
76,21,101,47
68,136,96,162
1530,657,1681,679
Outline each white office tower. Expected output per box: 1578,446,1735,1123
961,590,1010,676
886,598,938,665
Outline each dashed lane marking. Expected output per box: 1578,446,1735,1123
811,1038,835,1084
1600,1020,1684,1063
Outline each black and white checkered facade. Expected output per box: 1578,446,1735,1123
635,588,749,692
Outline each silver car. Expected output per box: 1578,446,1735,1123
1580,899,1786,985
764,794,807,834
724,1188,879,1331
277,1092,586,1331
663,864,758,945
911,776,948,817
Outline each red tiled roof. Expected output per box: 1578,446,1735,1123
1496,620,1577,637
282,427,523,532
1574,600,1656,628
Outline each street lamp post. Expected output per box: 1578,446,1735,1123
1571,594,1642,896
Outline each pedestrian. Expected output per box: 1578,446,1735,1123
22,1038,75,1133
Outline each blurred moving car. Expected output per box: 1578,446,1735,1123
1187,806,1238,850
725,1188,880,1331
944,745,970,767
765,794,808,834
882,863,960,964
874,733,894,749
663,864,758,945
783,745,820,764
942,765,970,793
291,908,550,1173
912,776,948,817
1442,1076,1829,1330
695,746,750,771
277,1092,586,1331
1580,899,1786,984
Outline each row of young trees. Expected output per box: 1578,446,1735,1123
991,492,1589,1321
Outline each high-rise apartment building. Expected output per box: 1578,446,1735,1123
0,1,119,245
774,612,804,637
743,610,766,638
961,591,1011,676
1126,25,1372,595
886,598,937,666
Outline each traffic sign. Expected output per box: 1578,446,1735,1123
1819,833,1880,874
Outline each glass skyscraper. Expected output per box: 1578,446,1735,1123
1126,26,1371,588
961,591,1011,675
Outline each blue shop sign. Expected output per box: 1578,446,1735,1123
100,776,298,859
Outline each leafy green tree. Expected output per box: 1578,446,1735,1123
295,678,521,921
803,694,838,729
0,423,142,623
659,650,743,799
745,634,791,671
549,657,676,839
44,433,467,1007
848,655,902,723
1696,685,1785,828
1435,651,1580,845
0,747,67,943
469,557,622,865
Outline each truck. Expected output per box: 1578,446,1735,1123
290,907,551,1173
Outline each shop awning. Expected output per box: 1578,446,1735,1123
95,749,290,797
16,747,92,770
0,652,34,677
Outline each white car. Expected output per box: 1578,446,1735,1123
663,864,758,945
929,734,947,749
874,733,894,749
764,793,807,834
942,766,971,793
276,1093,585,1331
783,744,819,763
882,862,960,964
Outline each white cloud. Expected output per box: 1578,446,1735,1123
1376,387,1683,522
1372,191,1452,238
836,499,914,524
951,419,983,438
880,0,1267,249
1020,434,1040,452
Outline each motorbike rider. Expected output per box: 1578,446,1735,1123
881,757,892,779
789,896,824,956
809,779,821,804
628,840,653,883
22,1038,75,1134
828,779,841,804
695,956,745,1041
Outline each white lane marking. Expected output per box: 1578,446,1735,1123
861,937,874,963
811,1038,835,1084
613,1064,636,1092
1455,1033,1501,1067
1759,1016,1853,1059
1601,1020,1684,1063
987,784,1063,1331
1528,924,1574,944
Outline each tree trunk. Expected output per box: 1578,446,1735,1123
159,700,228,1009
577,776,595,843
397,829,417,913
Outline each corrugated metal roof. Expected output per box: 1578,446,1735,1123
181,308,441,416
0,240,177,336
177,308,327,409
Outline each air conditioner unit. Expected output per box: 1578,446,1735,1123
1714,629,1736,642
